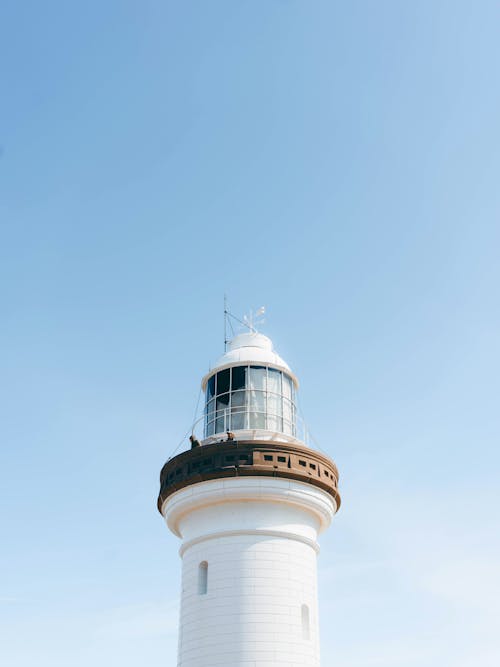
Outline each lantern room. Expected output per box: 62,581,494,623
201,332,299,441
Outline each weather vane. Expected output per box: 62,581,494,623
224,297,266,350
243,306,266,333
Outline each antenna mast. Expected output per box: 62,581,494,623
224,294,228,351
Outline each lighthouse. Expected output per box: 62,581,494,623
158,329,340,667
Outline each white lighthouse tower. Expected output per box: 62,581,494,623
158,329,340,667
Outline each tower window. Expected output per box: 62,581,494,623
278,456,286,463
198,561,208,595
301,604,310,640
299,460,307,467
264,455,273,461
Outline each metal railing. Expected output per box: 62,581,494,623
204,405,294,437
194,410,312,446
167,404,321,462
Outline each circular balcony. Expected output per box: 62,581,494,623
158,439,341,514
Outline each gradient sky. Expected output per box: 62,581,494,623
1,2,499,666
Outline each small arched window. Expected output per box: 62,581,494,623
198,561,208,595
301,603,310,640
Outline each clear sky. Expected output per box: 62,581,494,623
1,1,499,666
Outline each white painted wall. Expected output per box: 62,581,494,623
162,477,336,667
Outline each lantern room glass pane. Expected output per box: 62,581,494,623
248,389,265,412
282,374,292,400
283,398,292,424
230,410,245,430
207,375,216,400
267,414,282,431
216,369,230,395
267,368,281,395
216,393,230,411
231,366,247,391
249,366,266,391
231,390,246,408
215,415,226,433
267,392,282,419
249,412,265,429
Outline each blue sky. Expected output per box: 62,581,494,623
1,1,499,665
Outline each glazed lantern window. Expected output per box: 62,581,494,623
205,365,297,438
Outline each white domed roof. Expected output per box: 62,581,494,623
201,332,298,389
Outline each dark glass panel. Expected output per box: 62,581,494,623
207,375,216,400
216,393,230,410
231,366,247,391
216,368,230,395
215,392,229,434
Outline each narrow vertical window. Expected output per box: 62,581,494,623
301,604,310,640
198,561,208,595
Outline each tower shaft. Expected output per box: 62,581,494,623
164,477,335,667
